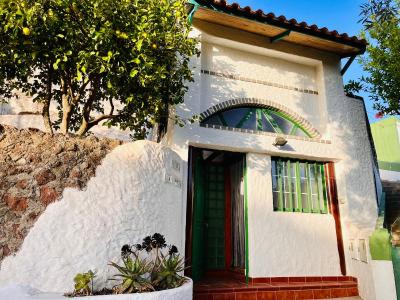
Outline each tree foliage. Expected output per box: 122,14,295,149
0,0,199,139
346,0,400,116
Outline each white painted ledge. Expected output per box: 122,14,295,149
0,280,193,300
380,169,400,182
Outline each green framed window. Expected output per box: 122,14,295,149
201,106,311,137
271,157,329,214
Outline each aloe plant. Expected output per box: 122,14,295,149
109,256,154,294
70,234,187,296
152,253,186,290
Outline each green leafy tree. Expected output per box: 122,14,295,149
346,0,400,116
0,0,198,139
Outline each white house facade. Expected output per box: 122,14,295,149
0,1,392,300
167,1,384,299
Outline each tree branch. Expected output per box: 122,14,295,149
87,113,118,130
76,76,101,135
42,66,53,134
60,75,73,134
75,79,90,102
87,98,117,129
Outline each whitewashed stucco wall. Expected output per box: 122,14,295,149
246,153,341,277
170,24,379,299
0,97,132,141
0,21,381,299
321,54,378,300
0,141,185,293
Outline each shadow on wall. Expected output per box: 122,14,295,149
179,42,378,247
201,42,321,132
186,42,378,232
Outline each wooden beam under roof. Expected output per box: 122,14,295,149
194,7,363,57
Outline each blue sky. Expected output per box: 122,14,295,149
228,0,377,122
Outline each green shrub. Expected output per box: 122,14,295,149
68,233,187,296
73,270,96,296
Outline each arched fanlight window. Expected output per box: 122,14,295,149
201,106,311,137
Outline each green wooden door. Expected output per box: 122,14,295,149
392,246,400,300
205,164,226,270
192,157,205,282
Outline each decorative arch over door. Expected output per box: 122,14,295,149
199,99,321,138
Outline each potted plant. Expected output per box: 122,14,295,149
65,233,191,299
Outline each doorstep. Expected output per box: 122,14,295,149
194,276,359,300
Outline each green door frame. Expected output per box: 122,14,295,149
185,147,250,283
244,155,250,284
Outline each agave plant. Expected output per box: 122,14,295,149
109,256,154,294
70,234,187,296
152,249,187,290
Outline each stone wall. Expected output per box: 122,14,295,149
0,125,121,261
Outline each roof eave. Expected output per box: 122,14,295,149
192,3,366,57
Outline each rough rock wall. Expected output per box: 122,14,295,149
0,125,121,261
0,140,184,293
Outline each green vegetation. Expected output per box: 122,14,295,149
68,233,187,297
346,0,400,116
72,270,96,296
0,0,198,139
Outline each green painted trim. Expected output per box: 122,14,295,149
340,55,356,76
270,29,291,43
314,163,322,213
320,164,328,214
305,163,312,213
272,157,330,215
192,156,205,281
236,108,254,128
287,161,293,212
391,246,400,299
289,125,298,136
277,159,284,211
263,110,283,134
256,109,263,131
243,155,250,284
271,110,312,138
187,1,200,24
295,162,302,212
203,106,314,138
